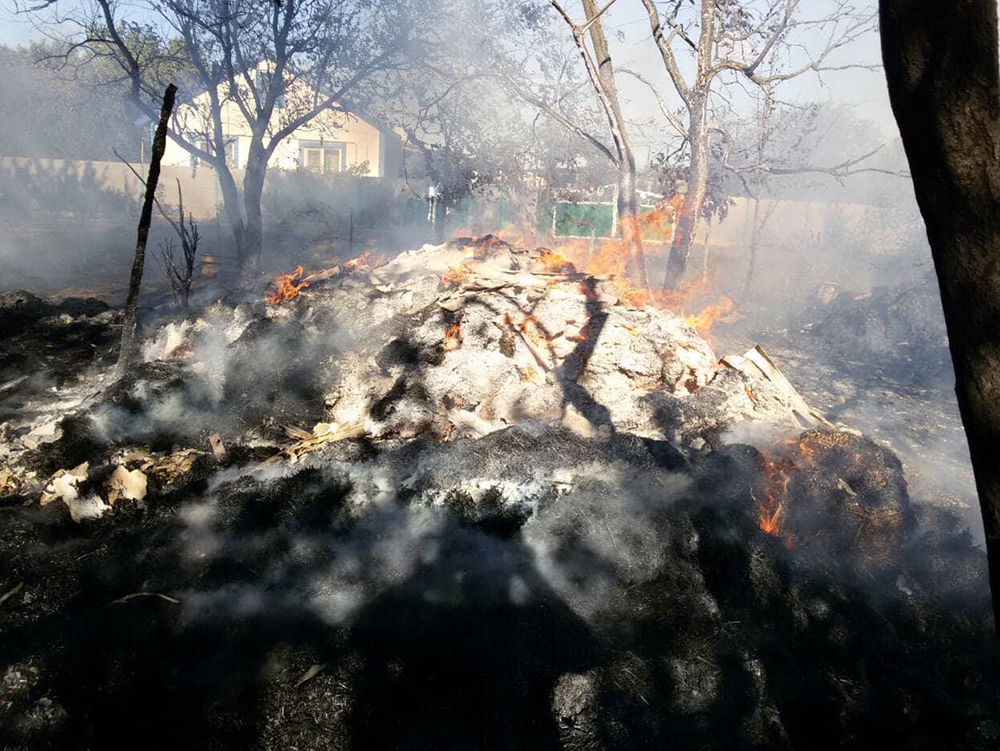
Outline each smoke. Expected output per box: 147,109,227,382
163,426,698,635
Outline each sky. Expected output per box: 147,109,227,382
589,0,897,159
0,2,40,47
0,0,899,161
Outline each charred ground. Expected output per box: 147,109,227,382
0,241,997,749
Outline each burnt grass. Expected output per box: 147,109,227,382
0,291,118,426
1,292,999,749
2,437,998,749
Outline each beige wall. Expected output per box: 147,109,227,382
0,156,403,221
161,78,391,177
0,156,223,218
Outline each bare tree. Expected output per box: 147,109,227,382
494,0,648,286
157,180,201,310
639,0,877,288
880,0,1000,631
25,0,421,275
556,0,646,286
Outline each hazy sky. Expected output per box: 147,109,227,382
591,0,895,159
0,0,897,162
0,3,38,46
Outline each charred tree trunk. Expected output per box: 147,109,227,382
664,95,710,290
116,83,176,378
880,0,1000,630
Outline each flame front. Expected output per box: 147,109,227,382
758,494,784,535
758,453,794,547
440,264,469,288
265,266,309,305
489,207,736,342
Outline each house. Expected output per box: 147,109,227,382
162,67,402,178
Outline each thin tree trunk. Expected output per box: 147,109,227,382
741,193,763,302
216,165,247,266
880,0,1000,631
116,83,176,378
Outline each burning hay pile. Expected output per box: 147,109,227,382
0,238,998,749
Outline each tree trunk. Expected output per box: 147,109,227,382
664,95,710,290
741,193,764,303
242,160,266,276
880,0,1000,631
618,158,648,288
215,165,247,268
582,0,647,288
116,83,176,378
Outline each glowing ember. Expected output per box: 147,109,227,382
442,320,462,351
265,266,309,305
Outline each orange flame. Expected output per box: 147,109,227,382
440,264,469,288
265,266,309,305
684,297,735,337
484,198,738,341
758,494,784,535
758,453,795,547
505,211,737,341
537,247,577,274
797,439,818,467
344,250,372,272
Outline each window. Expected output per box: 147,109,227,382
299,141,346,174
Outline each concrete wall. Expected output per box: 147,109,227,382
0,156,405,221
0,156,223,218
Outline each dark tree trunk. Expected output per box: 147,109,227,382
741,193,764,303
116,83,176,378
242,160,266,276
216,165,247,265
880,0,1000,630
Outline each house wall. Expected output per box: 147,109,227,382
161,87,391,177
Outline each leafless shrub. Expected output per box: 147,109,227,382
156,179,200,310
